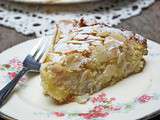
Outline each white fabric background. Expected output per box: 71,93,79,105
0,0,155,37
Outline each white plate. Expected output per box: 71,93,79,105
0,36,160,120
8,0,100,4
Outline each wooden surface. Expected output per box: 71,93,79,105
117,0,160,43
0,1,160,120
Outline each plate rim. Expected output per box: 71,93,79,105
0,111,17,120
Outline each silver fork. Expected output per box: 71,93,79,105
0,38,50,107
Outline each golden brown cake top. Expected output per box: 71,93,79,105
46,19,147,70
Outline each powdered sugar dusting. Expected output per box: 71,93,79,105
54,40,90,53
49,21,146,66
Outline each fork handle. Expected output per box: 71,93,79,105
0,67,29,107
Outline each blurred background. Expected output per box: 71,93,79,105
0,0,159,53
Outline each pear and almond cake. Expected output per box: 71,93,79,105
40,19,148,104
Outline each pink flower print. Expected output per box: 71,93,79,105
4,64,11,69
0,65,3,69
9,58,22,70
138,94,152,103
92,106,105,113
106,106,121,111
79,112,109,120
53,112,64,117
92,93,108,103
109,97,116,102
8,72,17,80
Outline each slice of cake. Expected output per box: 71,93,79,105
40,19,148,104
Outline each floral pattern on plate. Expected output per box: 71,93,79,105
1,58,160,120
0,58,25,88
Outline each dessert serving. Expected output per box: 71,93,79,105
40,19,148,104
